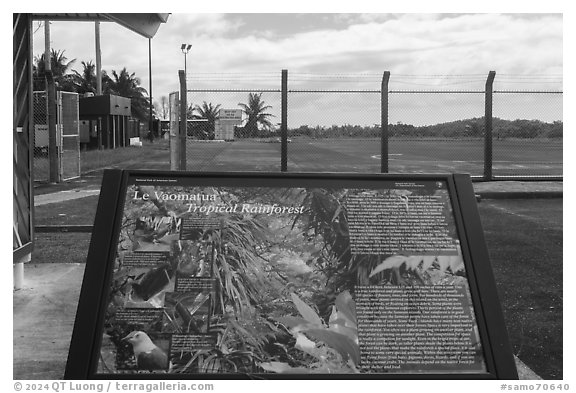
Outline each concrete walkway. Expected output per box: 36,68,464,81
14,263,541,379
473,181,562,199
13,264,84,379
34,188,100,206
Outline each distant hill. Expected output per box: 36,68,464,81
283,118,562,139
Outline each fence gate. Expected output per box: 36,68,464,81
32,91,80,182
58,91,80,180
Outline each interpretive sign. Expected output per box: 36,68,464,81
65,171,517,379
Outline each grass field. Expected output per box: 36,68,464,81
478,199,563,379
32,137,562,182
183,137,562,176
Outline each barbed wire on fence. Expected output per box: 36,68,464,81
175,71,564,178
184,72,563,93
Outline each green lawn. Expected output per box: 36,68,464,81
478,199,562,379
33,137,563,184
32,232,92,265
34,140,171,184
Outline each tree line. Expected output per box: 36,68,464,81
181,92,562,140
33,49,150,122
285,117,562,140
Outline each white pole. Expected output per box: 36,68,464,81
95,21,102,95
14,254,30,290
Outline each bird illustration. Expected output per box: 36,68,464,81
122,331,168,371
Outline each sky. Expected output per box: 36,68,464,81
31,13,563,126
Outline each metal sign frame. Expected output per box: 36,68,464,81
65,170,518,380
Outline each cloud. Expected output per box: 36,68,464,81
166,13,243,38
31,13,562,125
172,13,562,76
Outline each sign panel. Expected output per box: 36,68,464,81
218,109,242,120
66,171,517,379
35,124,62,147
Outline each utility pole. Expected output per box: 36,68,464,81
149,38,154,138
95,21,102,95
179,70,187,170
181,44,192,75
44,21,50,72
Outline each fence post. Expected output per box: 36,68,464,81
97,117,102,149
281,69,288,172
381,71,390,173
178,70,187,171
484,71,496,181
169,92,179,170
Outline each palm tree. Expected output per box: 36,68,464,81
194,101,221,140
238,93,274,138
70,61,98,94
186,104,196,120
33,49,76,91
107,67,150,122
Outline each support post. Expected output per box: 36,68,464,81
14,262,24,290
95,21,102,95
97,117,102,149
45,20,59,183
106,116,110,149
148,38,153,138
281,69,288,172
484,71,496,181
44,20,51,73
381,71,390,173
178,70,187,170
13,253,30,290
112,115,116,149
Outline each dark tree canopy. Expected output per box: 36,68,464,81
238,93,275,137
33,49,153,122
33,49,76,91
193,101,221,139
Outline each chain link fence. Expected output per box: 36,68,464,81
186,73,283,171
32,91,49,182
32,90,81,182
388,91,486,176
492,92,562,178
288,74,381,172
177,71,562,180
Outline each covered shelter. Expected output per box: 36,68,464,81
79,94,138,149
13,13,169,286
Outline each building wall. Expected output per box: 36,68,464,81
79,115,138,149
215,109,242,141
13,13,34,259
214,119,238,140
